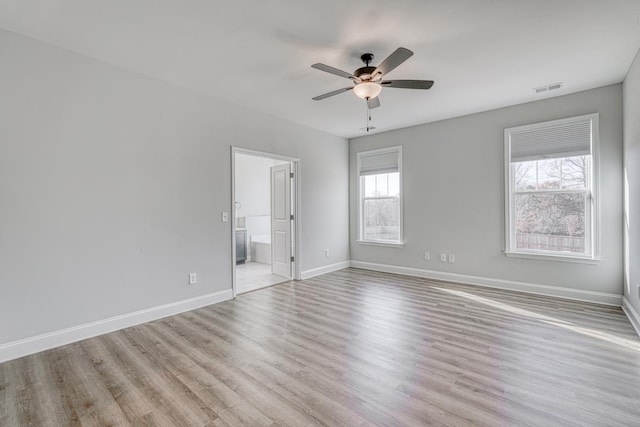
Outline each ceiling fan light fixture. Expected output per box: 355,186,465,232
353,81,382,100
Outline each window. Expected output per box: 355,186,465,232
505,114,599,260
357,146,403,245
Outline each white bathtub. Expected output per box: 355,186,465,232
250,234,271,264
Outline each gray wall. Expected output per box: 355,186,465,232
0,30,349,345
623,49,640,313
350,85,623,295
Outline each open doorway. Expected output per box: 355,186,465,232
231,148,299,295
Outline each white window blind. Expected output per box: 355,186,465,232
509,118,592,162
359,151,399,175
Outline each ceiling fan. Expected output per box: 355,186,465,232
311,47,434,109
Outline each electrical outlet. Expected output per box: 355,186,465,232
325,249,330,258
440,253,447,262
424,251,430,261
189,273,197,285
221,212,229,222
448,254,455,263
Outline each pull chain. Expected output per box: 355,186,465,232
361,100,376,133
365,103,369,132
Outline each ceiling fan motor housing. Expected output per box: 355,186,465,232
354,66,377,80
356,53,377,80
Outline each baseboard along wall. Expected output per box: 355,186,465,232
622,297,640,337
1,260,349,363
0,289,233,363
2,259,634,363
349,260,623,307
301,261,350,280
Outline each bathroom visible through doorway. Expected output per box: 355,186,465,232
231,148,299,295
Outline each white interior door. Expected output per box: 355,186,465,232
271,163,292,278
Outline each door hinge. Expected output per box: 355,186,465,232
290,214,294,220
290,256,295,262
290,172,294,178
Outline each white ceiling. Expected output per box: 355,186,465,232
1,0,639,138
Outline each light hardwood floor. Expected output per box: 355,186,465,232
1,268,639,426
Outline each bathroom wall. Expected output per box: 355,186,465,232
234,153,289,260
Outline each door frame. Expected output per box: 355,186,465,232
230,146,301,298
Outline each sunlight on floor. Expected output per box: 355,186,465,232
434,287,640,352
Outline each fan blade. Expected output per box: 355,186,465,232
367,96,380,109
311,63,355,79
373,47,413,77
312,87,353,101
381,80,434,89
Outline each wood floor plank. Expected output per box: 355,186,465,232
50,342,128,426
104,330,219,426
81,333,164,424
1,268,639,426
25,351,81,426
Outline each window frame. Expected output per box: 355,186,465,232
504,114,600,262
356,146,404,247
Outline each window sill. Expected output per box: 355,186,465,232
357,240,405,248
504,251,601,264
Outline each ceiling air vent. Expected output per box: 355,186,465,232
533,82,563,95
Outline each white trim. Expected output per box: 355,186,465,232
301,261,350,280
350,260,622,306
293,161,302,281
231,148,238,297
356,240,405,248
232,146,300,164
504,251,601,264
504,131,513,252
591,115,601,259
0,289,233,363
622,297,640,338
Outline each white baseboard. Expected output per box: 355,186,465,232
301,261,350,280
622,296,640,337
0,289,233,364
350,261,622,306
